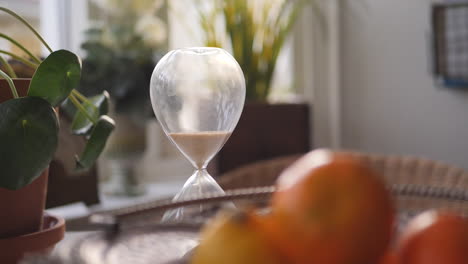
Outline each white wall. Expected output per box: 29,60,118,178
294,1,342,148
340,0,468,168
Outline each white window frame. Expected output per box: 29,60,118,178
40,0,88,56
294,0,342,149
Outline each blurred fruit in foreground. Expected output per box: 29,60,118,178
264,149,394,264
191,211,284,264
397,210,468,264
379,251,401,264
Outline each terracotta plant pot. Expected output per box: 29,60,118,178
0,170,49,239
0,79,49,238
0,78,29,102
0,214,65,264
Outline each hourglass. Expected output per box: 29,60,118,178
150,47,245,221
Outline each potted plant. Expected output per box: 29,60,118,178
0,7,114,261
193,0,315,173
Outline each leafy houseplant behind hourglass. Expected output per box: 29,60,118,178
150,47,245,221
192,0,314,174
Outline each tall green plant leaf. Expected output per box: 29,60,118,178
28,50,81,106
0,97,59,190
75,115,115,171
71,91,110,135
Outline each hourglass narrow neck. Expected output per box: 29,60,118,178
194,168,208,175
168,131,232,170
194,158,210,170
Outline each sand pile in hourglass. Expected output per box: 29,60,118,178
169,132,232,169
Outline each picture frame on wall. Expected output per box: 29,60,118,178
432,2,468,88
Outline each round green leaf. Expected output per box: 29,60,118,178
75,115,115,171
28,50,81,106
0,97,59,190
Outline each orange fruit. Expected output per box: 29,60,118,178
191,210,285,264
263,149,394,264
379,251,401,264
396,210,468,264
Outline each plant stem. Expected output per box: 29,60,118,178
71,89,99,113
0,7,53,53
72,89,92,104
0,50,39,69
0,33,41,64
0,56,17,78
0,69,19,98
68,93,97,125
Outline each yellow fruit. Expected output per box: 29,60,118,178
191,211,285,264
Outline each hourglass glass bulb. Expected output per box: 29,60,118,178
150,47,245,221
